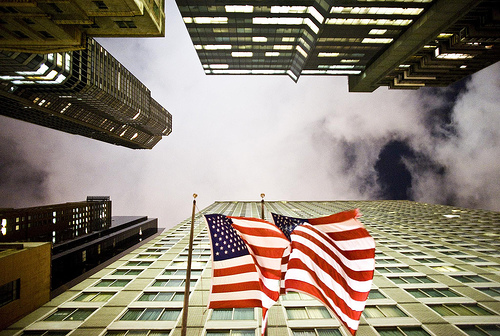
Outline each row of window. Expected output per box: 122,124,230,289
26,326,500,336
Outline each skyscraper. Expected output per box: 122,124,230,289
0,38,172,149
1,200,499,336
0,0,165,53
176,0,499,91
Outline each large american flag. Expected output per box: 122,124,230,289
204,214,289,335
272,209,375,335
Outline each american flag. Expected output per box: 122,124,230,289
204,214,289,335
272,209,375,336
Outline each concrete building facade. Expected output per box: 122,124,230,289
0,242,52,331
1,200,499,336
176,0,500,91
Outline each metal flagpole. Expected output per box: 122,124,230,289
260,193,265,220
181,194,197,336
260,193,268,336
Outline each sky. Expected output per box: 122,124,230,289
1,0,499,229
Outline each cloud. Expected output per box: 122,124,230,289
409,62,500,211
0,118,50,207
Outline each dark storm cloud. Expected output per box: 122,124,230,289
0,127,49,207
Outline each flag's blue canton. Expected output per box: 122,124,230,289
271,213,307,241
205,214,249,262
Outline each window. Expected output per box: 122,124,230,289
0,278,20,307
120,308,181,321
414,258,445,264
206,330,254,336
115,21,137,28
93,1,108,9
286,307,331,319
431,265,463,272
452,275,492,283
138,292,184,302
162,269,202,276
44,308,95,321
211,308,254,320
95,279,130,287
430,304,494,316
456,257,489,263
105,332,170,336
476,287,500,297
459,325,500,336
406,288,460,298
377,266,416,273
136,254,161,259
389,276,436,284
292,329,342,336
363,305,407,318
21,332,70,336
73,292,115,302
376,327,431,336
126,261,152,267
368,289,386,299
282,292,315,300
113,269,143,276
152,279,196,287
105,332,171,336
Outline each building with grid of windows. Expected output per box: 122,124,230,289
0,0,165,53
0,197,159,291
0,37,172,149
1,200,499,336
176,0,499,91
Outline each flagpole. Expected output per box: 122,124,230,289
181,193,197,336
260,193,265,220
260,193,268,336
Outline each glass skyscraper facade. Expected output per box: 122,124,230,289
176,0,499,91
0,38,172,149
1,200,499,336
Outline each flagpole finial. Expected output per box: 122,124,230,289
193,193,198,199
260,193,265,199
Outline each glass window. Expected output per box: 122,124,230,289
211,308,254,320
369,289,386,299
431,266,463,272
406,288,460,298
376,327,431,336
138,292,184,302
430,304,494,316
378,267,415,273
206,331,254,336
390,276,435,284
73,292,115,302
120,309,181,321
96,279,130,287
113,269,143,276
452,275,491,283
476,287,500,297
0,278,20,308
459,325,500,336
44,308,95,321
364,305,406,318
126,261,153,267
105,331,171,336
21,332,70,336
286,307,331,319
292,329,342,336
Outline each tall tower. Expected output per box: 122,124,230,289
176,0,500,91
1,200,499,336
0,38,172,149
0,0,165,53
